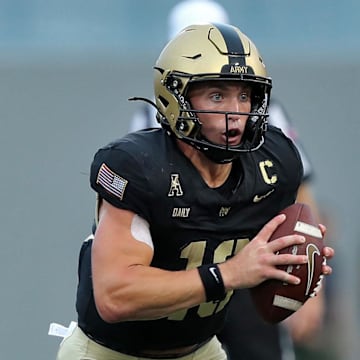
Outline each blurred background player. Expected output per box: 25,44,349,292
129,1,327,359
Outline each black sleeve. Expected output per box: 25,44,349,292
89,144,152,222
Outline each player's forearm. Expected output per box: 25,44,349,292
94,266,206,322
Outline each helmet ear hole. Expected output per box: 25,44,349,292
158,95,169,108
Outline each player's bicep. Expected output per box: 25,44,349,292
92,201,154,291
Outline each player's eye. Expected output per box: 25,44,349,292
239,93,250,102
210,93,223,101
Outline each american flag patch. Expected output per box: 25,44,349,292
96,163,128,200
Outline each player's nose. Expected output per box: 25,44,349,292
226,98,248,121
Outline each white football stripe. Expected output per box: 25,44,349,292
294,221,322,238
273,295,303,311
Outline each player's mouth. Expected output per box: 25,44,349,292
222,128,242,145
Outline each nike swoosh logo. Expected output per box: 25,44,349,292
305,243,321,295
209,267,220,283
253,189,275,203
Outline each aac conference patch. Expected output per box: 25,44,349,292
96,163,128,200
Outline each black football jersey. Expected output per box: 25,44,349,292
76,127,303,353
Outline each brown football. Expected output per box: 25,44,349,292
250,203,325,323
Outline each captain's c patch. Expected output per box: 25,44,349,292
96,163,128,200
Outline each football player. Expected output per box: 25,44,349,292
130,99,325,360
56,23,334,360
129,2,327,359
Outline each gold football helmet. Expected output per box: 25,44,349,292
154,23,272,163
